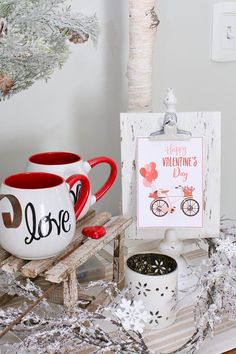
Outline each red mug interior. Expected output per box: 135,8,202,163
29,152,81,165
4,172,64,189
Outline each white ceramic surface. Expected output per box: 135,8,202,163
125,253,178,330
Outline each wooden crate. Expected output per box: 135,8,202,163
0,210,132,310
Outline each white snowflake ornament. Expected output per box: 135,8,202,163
115,298,150,333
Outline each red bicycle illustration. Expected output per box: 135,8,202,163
149,185,200,217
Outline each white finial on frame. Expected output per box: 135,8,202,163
164,88,177,113
150,88,191,140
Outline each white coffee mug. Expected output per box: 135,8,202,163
26,152,117,219
0,172,90,260
126,253,178,330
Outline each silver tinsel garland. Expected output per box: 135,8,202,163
0,0,98,99
0,279,151,353
0,220,235,353
172,219,236,354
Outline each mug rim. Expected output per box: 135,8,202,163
4,172,64,190
28,151,81,165
126,252,178,277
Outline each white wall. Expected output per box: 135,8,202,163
0,0,128,215
153,0,236,219
0,0,235,219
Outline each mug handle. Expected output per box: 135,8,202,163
66,174,90,220
87,157,117,202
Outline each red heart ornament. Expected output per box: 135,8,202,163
82,226,106,239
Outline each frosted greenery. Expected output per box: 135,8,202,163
0,219,236,353
0,0,98,99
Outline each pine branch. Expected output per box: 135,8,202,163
0,0,98,99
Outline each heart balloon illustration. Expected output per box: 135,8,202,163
139,168,147,177
139,162,158,188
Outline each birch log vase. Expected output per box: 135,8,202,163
128,0,159,112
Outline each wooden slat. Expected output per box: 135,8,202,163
45,216,132,283
35,277,96,306
63,270,78,310
0,210,96,275
21,212,111,278
86,287,113,312
98,249,113,263
0,247,10,263
113,232,125,289
1,256,27,273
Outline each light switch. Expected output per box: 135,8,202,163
212,2,236,62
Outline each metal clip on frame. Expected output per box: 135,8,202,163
150,88,192,141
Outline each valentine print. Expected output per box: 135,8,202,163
137,137,203,228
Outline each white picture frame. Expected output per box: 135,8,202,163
120,112,221,240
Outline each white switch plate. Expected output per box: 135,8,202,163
212,2,236,62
